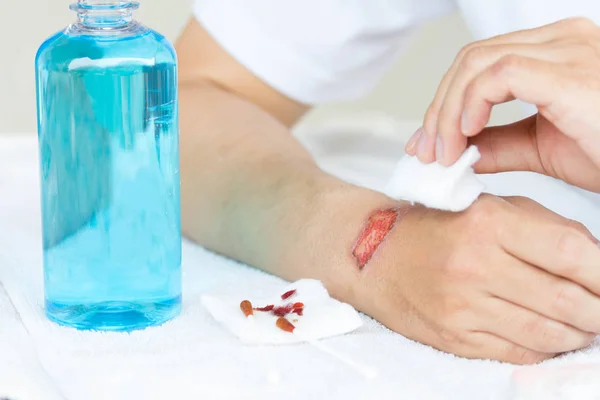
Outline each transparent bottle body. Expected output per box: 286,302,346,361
35,21,181,331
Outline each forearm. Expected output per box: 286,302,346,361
179,81,320,266
179,82,401,300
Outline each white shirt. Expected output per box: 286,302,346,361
192,0,600,105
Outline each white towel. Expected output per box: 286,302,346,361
512,363,600,400
0,284,64,400
1,126,600,400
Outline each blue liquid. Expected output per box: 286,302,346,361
36,27,181,331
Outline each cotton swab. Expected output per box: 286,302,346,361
304,335,378,380
276,317,377,379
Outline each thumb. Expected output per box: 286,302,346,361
470,115,544,174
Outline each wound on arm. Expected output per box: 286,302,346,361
352,207,407,269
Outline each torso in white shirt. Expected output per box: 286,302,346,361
193,0,599,103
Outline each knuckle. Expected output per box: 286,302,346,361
539,324,568,352
555,227,585,266
440,295,470,316
553,283,583,313
443,249,481,281
522,314,546,337
521,314,587,353
566,17,598,33
462,46,487,70
507,346,548,365
503,196,534,207
468,196,498,223
465,195,505,233
435,297,471,347
493,55,522,77
457,43,478,61
568,40,600,65
436,327,464,351
541,325,592,353
564,219,591,237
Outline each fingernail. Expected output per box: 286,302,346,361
417,132,428,157
406,127,423,153
436,136,444,163
461,111,470,135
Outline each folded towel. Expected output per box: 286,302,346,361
1,126,599,400
0,284,63,400
512,363,600,400
384,145,484,211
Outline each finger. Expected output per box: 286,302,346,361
471,117,600,193
480,296,595,353
498,202,600,298
417,18,591,159
469,115,543,175
504,196,598,243
423,18,581,136
461,331,553,365
413,127,437,164
461,55,571,139
436,44,570,166
484,251,600,334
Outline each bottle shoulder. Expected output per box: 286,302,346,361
150,29,177,62
36,23,176,71
35,30,67,64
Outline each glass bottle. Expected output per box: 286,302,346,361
35,0,181,331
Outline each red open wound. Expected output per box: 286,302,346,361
351,207,408,269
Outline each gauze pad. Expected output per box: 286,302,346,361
384,145,484,212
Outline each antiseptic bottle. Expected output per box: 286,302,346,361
35,0,181,331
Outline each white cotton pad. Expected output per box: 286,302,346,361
384,145,485,212
201,279,363,345
68,57,155,70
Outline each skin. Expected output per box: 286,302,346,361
177,18,600,365
351,208,405,269
409,17,600,194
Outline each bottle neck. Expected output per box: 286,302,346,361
70,1,139,29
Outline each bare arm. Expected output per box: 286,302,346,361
176,19,394,299
175,18,600,365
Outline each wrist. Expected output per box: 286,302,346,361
273,171,409,305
